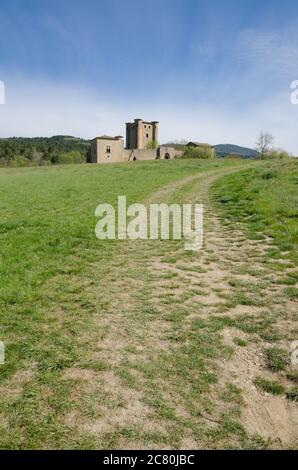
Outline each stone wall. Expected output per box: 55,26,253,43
124,149,157,161
158,146,182,160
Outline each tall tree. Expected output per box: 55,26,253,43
255,132,274,160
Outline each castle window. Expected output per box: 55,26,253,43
146,133,149,138
106,146,111,154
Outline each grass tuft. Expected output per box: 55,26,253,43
265,347,289,372
286,387,298,402
254,377,285,395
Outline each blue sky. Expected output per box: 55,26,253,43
0,0,298,152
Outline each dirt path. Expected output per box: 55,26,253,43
62,166,298,449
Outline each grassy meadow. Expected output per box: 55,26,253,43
0,158,297,450
212,159,298,266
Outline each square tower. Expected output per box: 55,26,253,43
126,119,159,149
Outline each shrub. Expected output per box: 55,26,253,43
14,155,31,167
53,151,85,164
146,140,158,150
182,146,214,159
267,149,291,160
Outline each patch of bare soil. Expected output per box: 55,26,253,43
221,328,298,447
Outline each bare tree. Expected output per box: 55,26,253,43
255,132,274,159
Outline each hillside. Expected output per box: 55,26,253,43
0,135,91,166
215,144,258,158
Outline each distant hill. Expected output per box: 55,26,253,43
215,144,258,159
1,135,90,150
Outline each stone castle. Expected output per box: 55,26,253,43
90,118,181,164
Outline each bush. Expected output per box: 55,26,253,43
267,149,291,160
182,146,214,159
14,155,31,167
53,151,85,164
146,140,158,150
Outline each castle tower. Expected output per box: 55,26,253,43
126,119,159,149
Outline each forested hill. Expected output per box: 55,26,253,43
0,135,91,166
214,144,258,158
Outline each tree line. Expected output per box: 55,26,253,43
0,136,91,167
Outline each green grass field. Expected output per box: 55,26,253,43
0,159,297,449
212,159,298,265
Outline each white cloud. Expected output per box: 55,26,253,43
235,22,298,76
191,20,298,79
0,78,297,154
